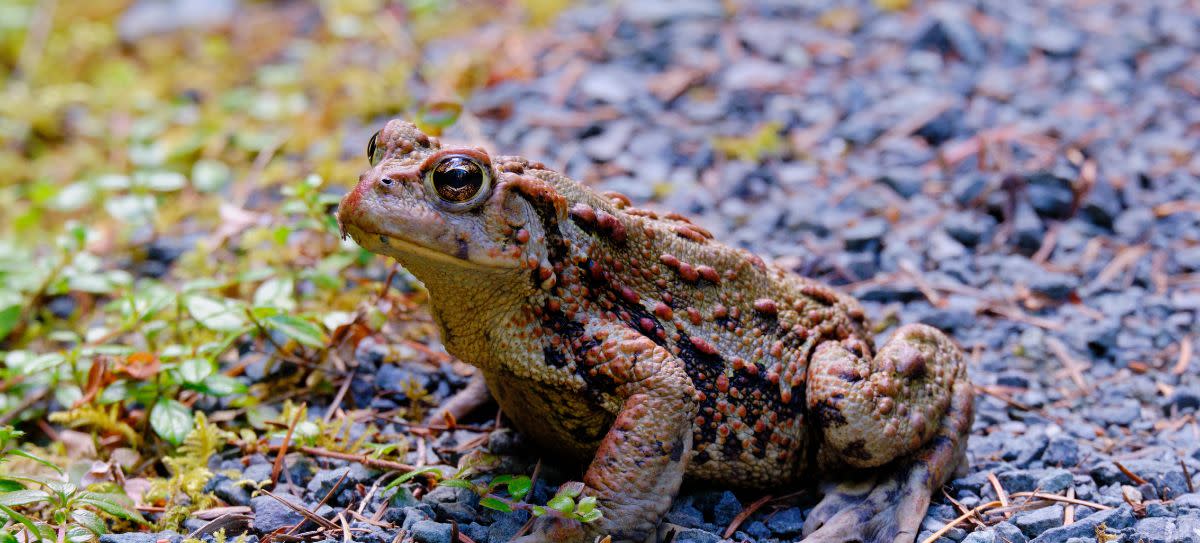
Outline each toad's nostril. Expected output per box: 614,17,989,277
380,177,394,186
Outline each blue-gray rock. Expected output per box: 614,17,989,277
915,108,964,146
250,494,304,534
1036,469,1074,494
1175,493,1200,509
921,516,967,541
1026,172,1075,220
410,520,453,543
666,499,706,529
765,507,805,538
951,175,988,206
1176,246,1200,272
206,474,251,506
1014,505,1063,537
711,491,742,528
878,170,925,198
1081,179,1123,228
844,218,888,252
915,8,986,64
994,521,1029,543
1166,388,1200,414
422,484,478,524
487,516,524,543
744,520,770,541
461,522,488,543
1134,517,1179,543
997,471,1038,493
1030,506,1134,543
672,528,721,543
242,463,273,484
1029,271,1075,301
100,532,183,543
1012,200,1045,254
1032,27,1084,57
1042,437,1080,467
306,466,352,499
943,211,996,247
1114,208,1155,241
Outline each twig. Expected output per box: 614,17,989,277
1113,461,1149,486
1182,458,1195,494
920,500,1002,543
1171,336,1193,376
1063,486,1075,525
1045,337,1090,394
271,405,305,484
261,490,340,531
324,370,356,423
1092,245,1148,287
987,473,1012,519
1153,201,1200,217
259,444,415,473
723,494,773,538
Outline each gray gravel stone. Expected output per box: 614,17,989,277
671,528,721,543
765,507,805,538
251,494,304,534
410,520,453,543
1014,505,1063,537
1030,506,1135,543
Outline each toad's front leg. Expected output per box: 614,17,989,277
522,327,698,543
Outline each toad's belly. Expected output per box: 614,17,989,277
484,371,615,464
486,369,810,487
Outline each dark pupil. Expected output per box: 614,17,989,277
433,158,483,202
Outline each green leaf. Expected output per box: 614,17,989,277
177,358,213,384
185,295,246,332
265,314,327,348
0,480,23,492
478,497,512,513
575,496,597,516
576,509,603,523
383,466,443,492
253,277,295,311
65,525,96,543
0,305,19,340
530,505,546,517
197,374,247,397
75,492,145,523
0,489,49,507
150,399,193,446
0,504,40,541
0,529,19,543
4,449,63,473
506,475,532,501
192,160,232,192
71,509,106,535
546,494,574,514
438,479,474,490
134,170,187,192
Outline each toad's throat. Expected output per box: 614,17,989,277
341,223,511,271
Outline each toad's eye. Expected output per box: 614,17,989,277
426,155,491,210
367,130,384,166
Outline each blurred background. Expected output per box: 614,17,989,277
1,0,1199,542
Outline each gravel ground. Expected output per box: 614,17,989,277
105,1,1200,542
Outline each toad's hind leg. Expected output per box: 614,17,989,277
801,324,973,543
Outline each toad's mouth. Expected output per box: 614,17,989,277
340,222,513,271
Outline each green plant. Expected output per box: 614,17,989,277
387,455,603,526
0,427,144,542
